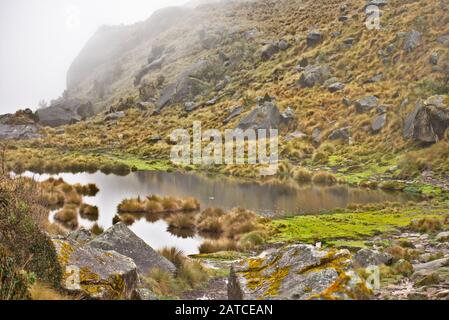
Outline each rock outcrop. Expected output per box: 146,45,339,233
88,223,176,275
404,95,449,143
37,98,94,127
228,244,372,300
156,60,211,111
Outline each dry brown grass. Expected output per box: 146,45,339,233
118,195,200,214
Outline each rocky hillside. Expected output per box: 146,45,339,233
4,0,449,188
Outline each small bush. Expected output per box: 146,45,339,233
158,247,186,268
79,204,99,221
409,217,443,234
292,167,312,182
199,239,238,254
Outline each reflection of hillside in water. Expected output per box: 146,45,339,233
133,171,417,216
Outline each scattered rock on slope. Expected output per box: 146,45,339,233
297,65,332,88
228,244,372,300
237,100,291,131
404,30,422,53
355,96,379,113
88,223,176,274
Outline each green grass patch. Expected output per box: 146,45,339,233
269,208,448,244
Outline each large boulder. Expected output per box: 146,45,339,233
88,223,176,275
228,245,372,300
52,238,138,299
297,65,332,88
236,101,290,131
37,98,94,127
156,60,212,111
403,95,449,143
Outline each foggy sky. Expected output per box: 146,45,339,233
0,0,188,114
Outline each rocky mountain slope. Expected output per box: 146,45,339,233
3,0,449,188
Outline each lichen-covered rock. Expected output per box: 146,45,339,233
228,244,372,300
88,223,176,275
52,238,138,300
132,288,159,300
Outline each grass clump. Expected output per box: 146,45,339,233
312,171,337,185
118,195,200,214
408,217,443,234
143,249,211,298
54,205,79,229
79,204,99,221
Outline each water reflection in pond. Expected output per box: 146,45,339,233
24,171,418,254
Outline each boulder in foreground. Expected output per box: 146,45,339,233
228,244,372,300
52,238,138,299
88,223,176,274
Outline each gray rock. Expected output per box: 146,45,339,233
134,56,165,86
354,249,393,268
285,131,307,142
436,231,449,242
0,124,41,140
403,96,449,143
228,244,372,300
366,73,383,83
237,101,288,131
281,107,295,121
328,127,351,141
37,98,94,127
312,127,322,145
355,96,379,113
429,52,439,65
104,111,125,122
366,0,388,7
88,223,176,275
278,40,290,51
184,101,200,112
343,37,356,46
68,229,94,244
223,106,243,124
328,82,345,92
261,43,280,61
437,35,449,47
132,288,158,300
157,60,211,110
371,113,388,133
206,96,219,106
307,30,324,47
343,97,352,107
404,30,422,53
52,238,138,299
297,65,331,88
414,256,449,272
339,16,350,22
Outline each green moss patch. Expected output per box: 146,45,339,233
269,207,449,244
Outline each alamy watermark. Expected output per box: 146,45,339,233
170,121,279,176
366,5,382,30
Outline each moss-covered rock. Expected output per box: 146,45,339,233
228,244,372,300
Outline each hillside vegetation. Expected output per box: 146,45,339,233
5,0,449,189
